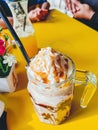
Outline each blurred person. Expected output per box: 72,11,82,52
64,0,98,31
28,0,50,22
0,0,50,28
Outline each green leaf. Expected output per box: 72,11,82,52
0,27,3,32
4,35,9,41
0,65,11,78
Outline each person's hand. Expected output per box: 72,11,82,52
41,2,50,10
64,0,80,13
72,0,95,20
28,7,48,22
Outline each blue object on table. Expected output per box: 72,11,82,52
0,111,7,130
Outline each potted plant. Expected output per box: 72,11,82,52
0,28,18,92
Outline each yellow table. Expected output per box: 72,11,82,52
0,10,98,130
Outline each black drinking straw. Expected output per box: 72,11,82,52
0,5,30,64
17,2,26,31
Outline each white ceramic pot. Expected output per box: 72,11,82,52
0,64,18,92
0,101,5,118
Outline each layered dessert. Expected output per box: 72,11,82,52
27,47,75,125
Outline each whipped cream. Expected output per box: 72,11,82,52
28,47,71,84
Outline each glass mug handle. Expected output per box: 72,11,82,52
75,70,97,108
